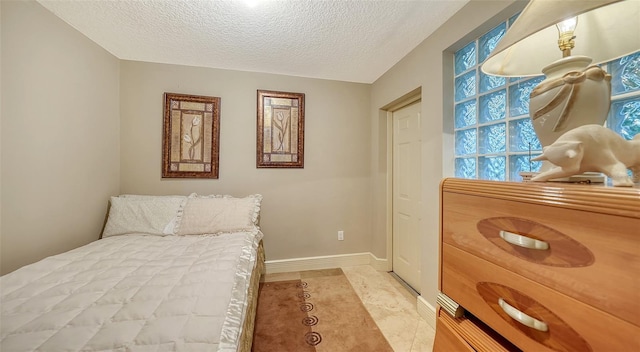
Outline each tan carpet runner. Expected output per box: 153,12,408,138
252,268,393,352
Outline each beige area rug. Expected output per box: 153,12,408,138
252,268,394,352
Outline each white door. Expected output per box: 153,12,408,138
392,102,422,292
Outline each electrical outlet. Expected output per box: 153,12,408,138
338,230,344,241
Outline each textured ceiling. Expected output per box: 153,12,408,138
37,0,468,83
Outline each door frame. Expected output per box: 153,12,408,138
382,88,422,273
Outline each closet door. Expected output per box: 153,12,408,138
392,101,422,292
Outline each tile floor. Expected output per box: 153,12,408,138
263,265,435,352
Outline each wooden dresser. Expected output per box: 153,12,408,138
433,178,640,352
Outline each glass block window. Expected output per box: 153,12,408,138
479,89,506,123
455,100,476,129
455,70,476,102
479,123,506,154
453,16,640,182
478,23,507,63
455,42,476,75
607,52,640,141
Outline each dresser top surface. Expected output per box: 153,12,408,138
441,178,640,219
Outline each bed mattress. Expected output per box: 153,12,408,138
1,230,263,352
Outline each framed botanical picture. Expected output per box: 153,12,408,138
256,90,305,168
162,93,220,178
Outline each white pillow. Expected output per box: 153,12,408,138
117,194,187,233
176,194,262,235
119,194,185,199
102,196,186,238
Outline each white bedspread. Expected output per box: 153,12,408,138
1,230,263,352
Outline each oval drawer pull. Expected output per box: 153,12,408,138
499,230,549,250
498,298,548,332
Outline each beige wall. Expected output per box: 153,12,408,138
119,61,372,261
0,1,120,274
370,0,525,307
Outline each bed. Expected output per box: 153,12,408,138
0,193,265,352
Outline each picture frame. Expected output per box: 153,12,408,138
256,90,305,168
162,93,220,178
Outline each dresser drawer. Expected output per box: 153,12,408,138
434,307,520,352
434,312,475,352
442,190,640,326
442,244,640,352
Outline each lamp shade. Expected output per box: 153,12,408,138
482,0,640,77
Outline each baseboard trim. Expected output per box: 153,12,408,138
265,252,390,274
417,295,437,330
266,252,370,273
368,252,390,271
